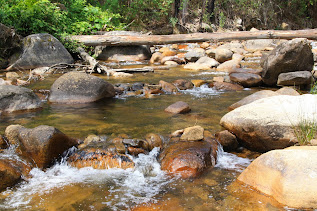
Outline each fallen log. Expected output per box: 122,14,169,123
71,29,317,46
111,67,154,73
77,47,109,74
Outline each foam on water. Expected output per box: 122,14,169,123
180,84,220,98
0,148,172,210
215,146,251,172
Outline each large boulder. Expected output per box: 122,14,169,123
5,125,78,169
238,146,317,209
49,72,115,103
0,85,42,113
277,71,313,86
220,94,317,152
7,33,73,70
228,90,279,110
261,38,314,86
0,23,22,69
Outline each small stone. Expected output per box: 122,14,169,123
215,49,233,63
145,133,163,150
180,126,204,141
209,82,244,91
165,101,191,114
173,79,194,90
164,61,178,66
6,72,19,81
215,130,239,151
213,76,224,82
159,80,178,93
128,147,145,156
150,52,163,64
171,129,184,137
191,79,207,87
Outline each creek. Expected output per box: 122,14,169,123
2,42,315,210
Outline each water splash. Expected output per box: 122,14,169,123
180,84,220,98
215,146,251,172
0,148,172,210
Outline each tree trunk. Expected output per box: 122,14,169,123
207,0,216,23
199,0,207,29
71,29,317,46
174,0,181,19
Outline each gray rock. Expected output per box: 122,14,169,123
277,71,313,86
96,45,151,62
196,56,219,67
0,85,42,113
229,72,262,87
7,33,73,70
261,38,314,86
5,125,77,169
215,48,233,63
49,72,115,103
244,39,278,52
185,49,206,62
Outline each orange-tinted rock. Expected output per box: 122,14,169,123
5,125,78,169
159,80,178,93
149,52,163,64
209,82,244,91
68,148,134,169
160,141,217,178
191,79,207,87
173,79,194,90
165,101,191,114
128,146,145,156
162,50,177,57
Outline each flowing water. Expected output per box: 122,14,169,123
1,45,310,210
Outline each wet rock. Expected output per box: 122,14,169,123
229,72,262,87
238,146,317,208
7,33,73,70
0,135,8,149
78,134,102,149
68,147,134,169
221,94,317,152
261,38,314,86
191,79,207,87
228,90,279,110
160,140,217,178
150,52,163,63
277,71,313,86
5,125,77,169
96,45,151,62
109,137,126,154
0,158,31,191
0,85,42,113
159,80,178,93
165,101,191,114
128,147,145,156
131,82,144,91
275,87,300,96
173,79,193,90
209,82,244,91
215,130,239,151
145,133,163,150
184,48,205,62
180,126,204,141
49,72,115,103
215,48,233,63
216,60,241,73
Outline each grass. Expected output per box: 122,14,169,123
293,119,317,145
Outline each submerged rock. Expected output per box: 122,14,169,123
238,146,317,208
165,101,191,114
0,85,42,113
49,72,115,103
7,33,73,70
5,125,77,169
261,38,314,86
221,94,317,152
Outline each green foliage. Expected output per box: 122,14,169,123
293,119,317,145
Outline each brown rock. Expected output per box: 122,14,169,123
0,135,8,149
68,148,134,169
161,56,184,64
5,125,77,169
215,48,233,63
213,76,224,82
128,147,145,156
160,141,217,178
173,79,193,90
180,126,204,141
165,101,191,114
209,82,244,91
0,159,25,191
109,137,126,154
162,50,177,57
191,79,207,87
228,90,280,110
231,67,262,75
200,42,210,49
145,133,163,150
215,130,239,151
216,60,241,73
159,80,178,93
229,72,262,87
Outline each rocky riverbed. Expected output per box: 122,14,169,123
0,29,317,210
